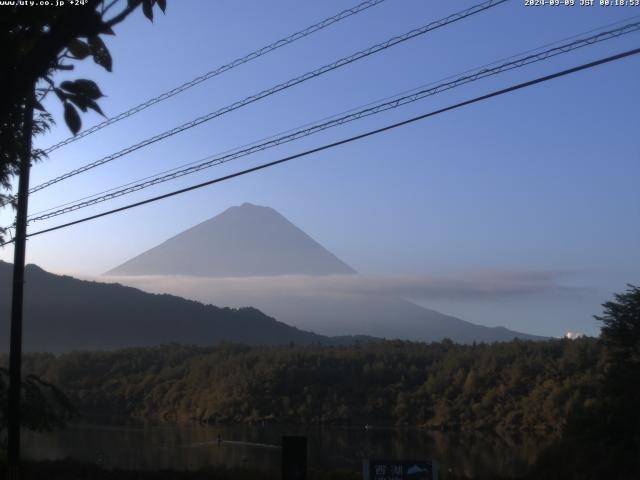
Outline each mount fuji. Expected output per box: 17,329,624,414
106,203,544,343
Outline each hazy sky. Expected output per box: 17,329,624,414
1,0,639,337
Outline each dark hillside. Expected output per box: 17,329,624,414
0,261,354,352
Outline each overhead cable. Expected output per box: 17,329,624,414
28,0,507,195
42,0,389,154
26,21,640,223
2,45,634,246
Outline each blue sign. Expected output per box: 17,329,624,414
363,459,437,480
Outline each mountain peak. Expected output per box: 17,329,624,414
222,202,280,219
106,204,356,277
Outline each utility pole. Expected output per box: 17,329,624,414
7,88,35,478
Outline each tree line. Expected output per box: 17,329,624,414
1,286,639,437
3,337,601,433
1,285,638,478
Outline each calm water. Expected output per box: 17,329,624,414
21,423,553,477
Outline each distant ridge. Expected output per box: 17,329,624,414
104,203,546,344
106,203,355,277
0,261,371,352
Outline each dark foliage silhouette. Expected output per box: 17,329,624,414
0,0,166,241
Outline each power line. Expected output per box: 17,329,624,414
27,14,640,220
28,20,640,220
3,46,636,246
25,21,640,224
28,0,507,195
42,0,389,154
27,13,640,218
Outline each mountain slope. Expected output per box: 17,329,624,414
104,202,545,343
234,292,545,343
112,276,545,343
0,262,365,352
106,203,355,277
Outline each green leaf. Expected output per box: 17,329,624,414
60,79,104,100
88,35,112,72
157,0,167,13
142,0,153,21
59,81,75,92
68,95,105,117
85,98,105,117
53,88,68,102
67,39,91,59
68,95,88,112
75,79,104,99
63,102,81,135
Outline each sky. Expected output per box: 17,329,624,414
1,0,639,337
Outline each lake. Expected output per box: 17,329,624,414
21,423,555,477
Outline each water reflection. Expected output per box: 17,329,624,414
21,423,554,477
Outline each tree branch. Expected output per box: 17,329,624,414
102,0,122,16
104,0,142,29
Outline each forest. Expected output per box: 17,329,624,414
1,285,639,478
2,284,639,438
4,337,601,433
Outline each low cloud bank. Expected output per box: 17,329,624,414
96,271,574,305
